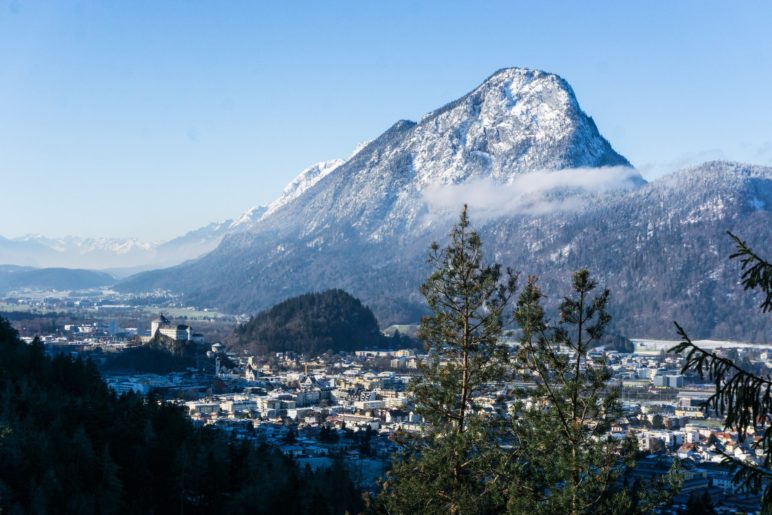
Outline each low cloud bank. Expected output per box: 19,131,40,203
422,166,644,221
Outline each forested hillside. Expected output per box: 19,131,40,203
232,289,410,355
0,317,363,514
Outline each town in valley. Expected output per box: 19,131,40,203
4,285,768,513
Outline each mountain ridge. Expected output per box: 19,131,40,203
0,266,115,292
109,67,771,342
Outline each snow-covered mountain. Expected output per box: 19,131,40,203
227,67,633,242
117,68,771,342
475,161,771,342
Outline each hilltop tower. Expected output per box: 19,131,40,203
150,314,170,338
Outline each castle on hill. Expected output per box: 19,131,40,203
140,314,205,344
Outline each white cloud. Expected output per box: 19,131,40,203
421,166,643,221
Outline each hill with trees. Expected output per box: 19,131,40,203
232,289,411,355
0,265,114,292
101,332,202,374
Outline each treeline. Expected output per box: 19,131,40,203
0,317,364,514
232,289,416,355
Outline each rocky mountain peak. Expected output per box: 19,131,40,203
410,67,630,187
225,68,635,241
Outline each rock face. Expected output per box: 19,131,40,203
118,68,771,342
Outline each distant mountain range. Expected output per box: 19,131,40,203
0,219,248,274
116,67,772,342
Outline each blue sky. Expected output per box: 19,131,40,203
1,1,771,240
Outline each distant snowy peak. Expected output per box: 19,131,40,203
661,160,771,186
229,205,268,231
260,158,345,219
17,235,155,255
655,161,772,218
2,221,233,270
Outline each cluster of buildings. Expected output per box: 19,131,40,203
184,352,422,435
19,312,212,358
141,314,205,344
22,321,137,353
170,337,771,510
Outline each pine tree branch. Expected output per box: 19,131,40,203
536,327,573,395
670,322,772,438
728,231,772,312
671,322,772,385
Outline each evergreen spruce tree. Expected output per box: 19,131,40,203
508,271,619,514
507,271,681,514
379,206,518,514
671,232,772,510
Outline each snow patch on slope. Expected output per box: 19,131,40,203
261,159,345,219
230,205,268,231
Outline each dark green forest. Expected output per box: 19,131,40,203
232,289,415,355
101,332,200,374
0,317,364,514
